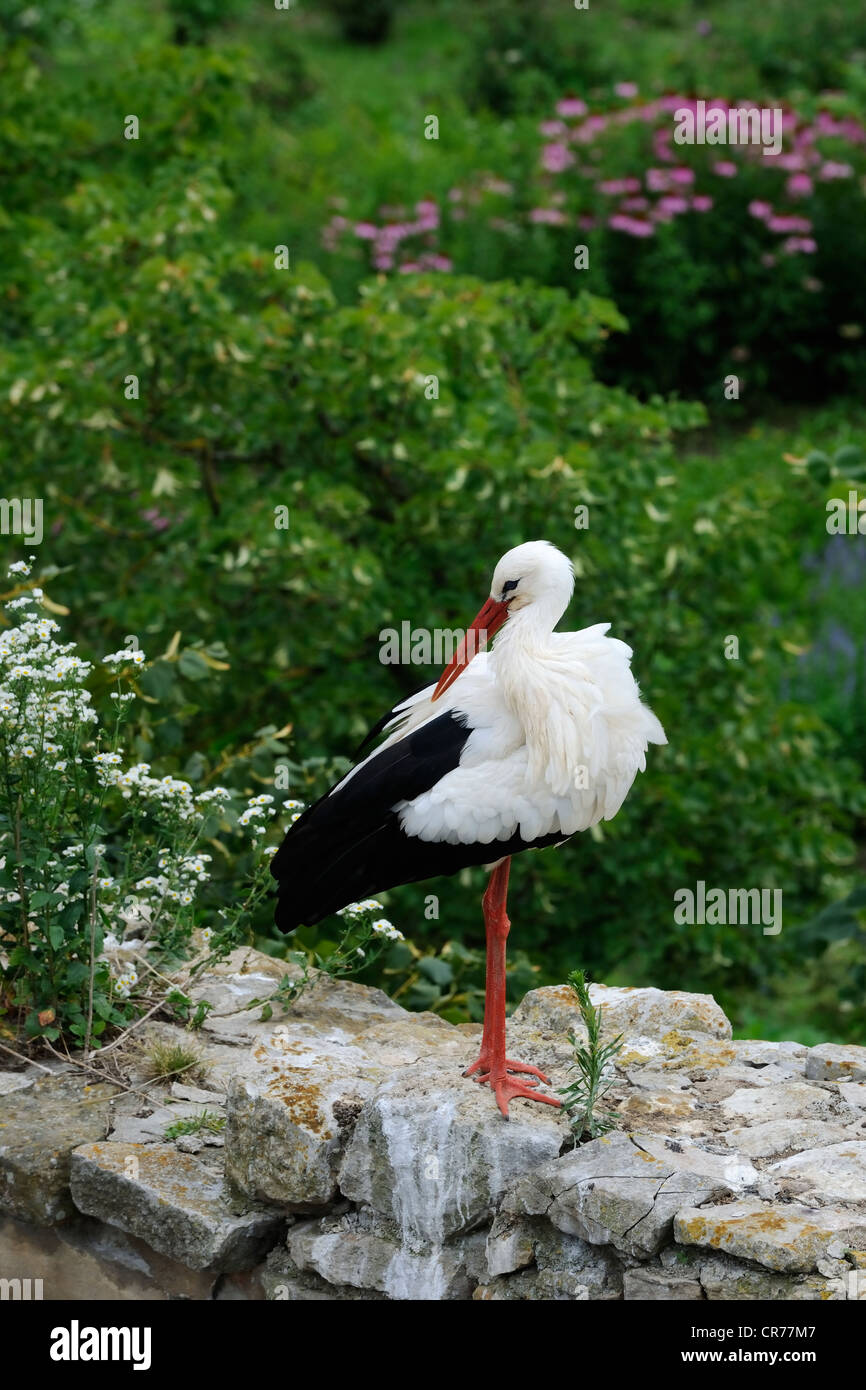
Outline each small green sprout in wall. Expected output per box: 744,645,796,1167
164,1110,226,1141
558,969,624,1142
139,1040,205,1084
166,989,214,1032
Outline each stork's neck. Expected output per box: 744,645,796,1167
491,596,565,657
488,598,564,704
488,598,572,789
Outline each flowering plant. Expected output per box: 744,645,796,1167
321,87,866,398
0,558,371,1050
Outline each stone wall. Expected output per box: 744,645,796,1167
2,946,865,1301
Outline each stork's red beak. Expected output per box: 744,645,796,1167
431,596,510,702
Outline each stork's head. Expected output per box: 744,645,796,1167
432,541,574,701
489,540,575,616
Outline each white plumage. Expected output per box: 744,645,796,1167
353,542,666,847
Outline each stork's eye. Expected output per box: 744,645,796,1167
501,578,520,599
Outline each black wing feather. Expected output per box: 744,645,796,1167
270,709,568,934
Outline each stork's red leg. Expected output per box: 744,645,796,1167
463,857,561,1118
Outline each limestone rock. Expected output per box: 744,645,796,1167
287,1209,473,1300
486,1213,537,1277
475,1248,620,1301
224,1010,471,1210
511,983,732,1042
503,1131,738,1258
70,1141,284,1272
623,1265,703,1300
201,967,403,1047
838,1082,866,1110
674,1198,866,1273
261,1246,388,1301
720,1118,856,1160
805,1043,866,1084
484,1210,621,1297
720,1080,854,1126
0,1075,117,1225
107,1099,223,1146
769,1142,866,1206
170,1082,227,1104
697,1251,847,1300
339,1063,564,1243
0,1073,34,1097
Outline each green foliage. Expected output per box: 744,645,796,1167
164,1108,226,1139
460,0,866,111
248,900,406,1016
139,1039,205,1082
322,0,396,46
799,884,866,1025
558,970,624,1141
167,0,251,46
1,0,864,1047
3,209,863,1020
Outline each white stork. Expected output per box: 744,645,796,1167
271,540,666,1117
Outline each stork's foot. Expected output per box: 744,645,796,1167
464,1053,560,1118
474,1068,562,1120
463,1054,549,1083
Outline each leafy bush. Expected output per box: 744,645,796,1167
460,0,866,114
323,89,866,400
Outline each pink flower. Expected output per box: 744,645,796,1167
572,115,607,143
819,161,853,180
748,200,773,220
354,222,379,240
621,196,649,211
787,173,813,197
373,254,394,270
415,199,438,217
712,161,738,178
615,82,638,98
669,166,696,186
691,195,713,212
542,143,574,173
608,213,654,237
556,97,588,118
646,168,671,192
767,214,812,234
775,153,806,171
652,128,676,163
657,195,689,215
781,236,817,254
577,214,598,230
539,120,568,138
398,262,421,274
598,177,641,195
419,253,453,272
529,207,567,225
